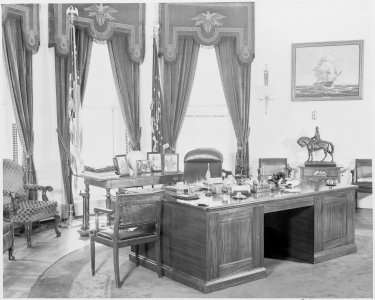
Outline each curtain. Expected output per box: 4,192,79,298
108,33,141,150
2,17,37,194
215,37,252,176
55,28,92,208
161,37,200,152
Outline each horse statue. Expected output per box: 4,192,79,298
297,136,335,162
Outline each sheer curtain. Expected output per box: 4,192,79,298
215,37,253,175
55,28,92,209
107,33,141,150
3,17,36,192
161,37,200,152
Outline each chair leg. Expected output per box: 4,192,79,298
90,236,95,276
54,215,61,237
113,246,120,288
135,245,140,267
25,222,32,248
8,247,15,260
156,240,162,278
355,191,358,209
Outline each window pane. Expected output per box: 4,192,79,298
177,48,236,173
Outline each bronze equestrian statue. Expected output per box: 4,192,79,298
297,127,335,162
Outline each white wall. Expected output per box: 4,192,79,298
249,0,373,186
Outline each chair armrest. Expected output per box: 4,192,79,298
3,190,21,215
24,184,53,201
93,208,115,232
93,208,114,214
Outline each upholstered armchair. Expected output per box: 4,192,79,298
3,159,61,248
183,148,223,184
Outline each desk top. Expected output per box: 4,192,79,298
165,183,357,213
76,171,183,189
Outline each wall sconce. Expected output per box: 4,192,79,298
259,65,273,115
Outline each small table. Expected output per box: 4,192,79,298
75,171,183,236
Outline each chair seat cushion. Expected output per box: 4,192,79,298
10,200,58,223
97,225,156,241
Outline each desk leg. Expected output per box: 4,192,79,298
106,188,112,226
78,184,90,237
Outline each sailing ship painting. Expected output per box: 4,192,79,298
292,40,363,101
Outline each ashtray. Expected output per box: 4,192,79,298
232,192,247,200
172,194,199,200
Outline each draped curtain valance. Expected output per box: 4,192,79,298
159,2,254,64
2,4,40,53
48,3,145,63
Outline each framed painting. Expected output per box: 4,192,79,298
113,155,130,176
291,40,363,101
162,153,179,173
136,160,152,174
147,152,162,172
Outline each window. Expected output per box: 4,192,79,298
75,42,129,205
81,43,128,168
177,47,236,172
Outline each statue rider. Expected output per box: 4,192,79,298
310,126,321,148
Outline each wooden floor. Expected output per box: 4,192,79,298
2,209,373,298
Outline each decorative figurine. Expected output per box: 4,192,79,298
297,126,335,164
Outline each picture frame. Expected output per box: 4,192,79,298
147,152,162,172
136,160,152,174
291,40,363,101
162,153,179,173
113,155,130,176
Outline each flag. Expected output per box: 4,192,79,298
67,7,84,175
151,38,163,152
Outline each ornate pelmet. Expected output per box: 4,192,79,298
159,3,255,64
49,3,144,63
2,4,40,53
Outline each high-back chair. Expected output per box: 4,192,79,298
258,158,288,182
183,148,223,184
351,159,372,208
2,159,61,247
90,190,164,288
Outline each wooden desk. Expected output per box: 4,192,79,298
131,184,357,293
75,171,183,236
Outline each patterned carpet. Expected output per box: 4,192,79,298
28,217,373,298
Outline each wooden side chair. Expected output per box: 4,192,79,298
351,159,372,208
3,159,61,247
258,158,288,182
90,189,164,288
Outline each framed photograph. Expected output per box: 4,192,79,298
147,152,162,172
291,40,363,101
113,155,130,176
163,153,179,173
136,160,152,174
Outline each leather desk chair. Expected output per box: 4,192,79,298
258,158,288,182
351,159,372,208
183,148,223,184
